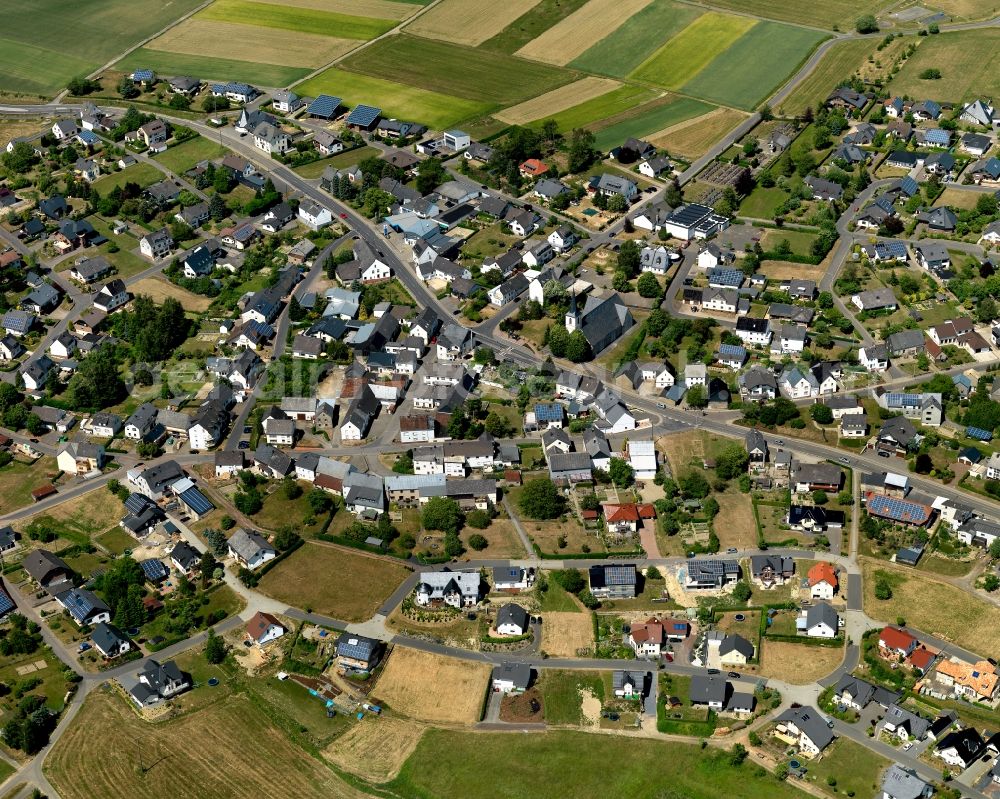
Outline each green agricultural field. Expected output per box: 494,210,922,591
592,96,714,151
778,38,873,117
570,0,703,78
680,22,827,110
0,0,205,96
117,49,310,88
534,84,658,132
889,29,1000,102
296,69,491,129
340,35,575,106
480,0,591,54
631,12,754,89
695,0,890,30
154,136,229,175
199,0,397,39
391,729,812,798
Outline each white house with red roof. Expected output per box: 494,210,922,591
879,626,917,659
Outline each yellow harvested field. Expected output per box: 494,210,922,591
495,76,622,124
516,0,654,65
249,0,418,19
759,260,827,281
373,647,490,725
46,693,365,799
862,558,1000,655
542,611,594,657
713,494,757,550
323,717,425,782
649,107,748,158
130,277,213,312
407,0,542,46
758,641,845,684
147,18,357,68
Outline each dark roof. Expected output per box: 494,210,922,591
496,603,529,630
336,632,379,661
491,661,531,689
588,563,636,588
689,674,728,704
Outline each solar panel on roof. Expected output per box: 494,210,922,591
307,94,342,119
346,104,381,127
140,559,168,581
179,487,214,516
868,495,929,524
967,427,993,441
719,343,745,356
0,590,14,616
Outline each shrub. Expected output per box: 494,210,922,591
468,534,488,551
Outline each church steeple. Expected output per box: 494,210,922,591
565,290,579,332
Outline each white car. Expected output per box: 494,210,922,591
902,742,913,751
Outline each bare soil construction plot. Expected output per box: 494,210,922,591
757,640,845,684
759,260,827,281
649,107,748,159
406,0,542,46
372,647,490,725
130,277,213,312
147,18,356,68
323,716,425,782
541,611,595,657
516,0,654,66
713,493,758,550
495,76,622,125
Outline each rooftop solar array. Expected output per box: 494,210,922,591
307,94,342,119
178,486,214,516
967,427,993,441
0,589,15,616
346,104,381,127
867,494,931,524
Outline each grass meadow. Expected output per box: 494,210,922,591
295,68,492,128
118,48,310,88
0,0,205,96
778,38,874,117
888,29,1000,102
198,0,397,39
591,96,714,151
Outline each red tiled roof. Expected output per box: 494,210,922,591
629,618,664,643
246,611,283,641
807,561,838,588
909,646,936,671
879,626,917,652
604,503,640,522
519,158,548,177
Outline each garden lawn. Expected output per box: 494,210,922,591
862,558,1000,655
91,163,164,195
570,0,702,77
630,13,754,90
538,579,583,612
252,484,328,535
199,0,396,39
154,137,229,175
680,22,827,110
295,69,491,129
540,670,604,725
116,49,310,88
796,737,888,799
339,35,575,106
740,186,790,218
0,457,58,516
391,729,812,798
258,542,410,622
592,96,714,152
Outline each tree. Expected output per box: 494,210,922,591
421,497,463,534
65,347,125,410
617,240,641,277
637,272,661,298
810,404,834,424
113,584,146,629
117,76,139,99
989,539,1000,561
565,330,591,362
204,629,226,664
686,384,707,409
96,557,144,616
519,478,565,519
919,68,942,80
837,490,854,506
199,550,217,589
856,14,878,32
812,490,828,505
607,193,627,213
466,509,491,529
729,743,748,766
468,533,488,551
914,453,933,474
678,469,710,498
715,444,749,480
234,488,262,515
874,577,893,600
609,457,634,487
551,568,584,594
985,574,1000,592
306,489,333,515
484,411,513,438
567,128,597,173
205,529,228,557
732,582,752,603
282,477,302,500
547,324,569,357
